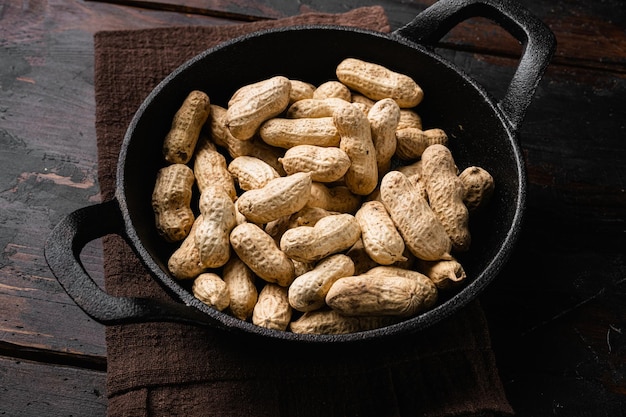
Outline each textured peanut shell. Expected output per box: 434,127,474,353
237,172,312,224
288,254,355,312
163,90,210,164
417,258,467,290
397,109,423,130
252,283,292,331
345,238,380,275
222,255,258,320
280,213,361,263
313,80,352,101
195,186,237,268
395,128,448,160
288,79,316,103
193,135,237,200
368,98,401,175
226,76,291,140
363,266,438,309
307,182,362,214
259,117,340,149
380,171,452,261
459,166,495,213
192,273,230,311
288,206,336,228
355,200,406,265
421,144,471,252
334,102,378,196
279,145,351,183
325,273,435,317
289,309,395,335
230,222,295,287
167,215,205,280
286,97,350,118
152,163,195,243
336,58,423,108
228,155,280,191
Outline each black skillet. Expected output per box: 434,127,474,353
44,0,555,343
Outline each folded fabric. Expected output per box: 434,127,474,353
94,6,514,417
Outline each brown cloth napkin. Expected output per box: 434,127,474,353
94,6,514,417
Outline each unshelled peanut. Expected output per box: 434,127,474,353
230,222,295,287
192,272,230,311
228,155,280,191
223,255,258,320
307,182,362,214
421,144,471,252
259,117,340,149
368,98,401,174
193,135,237,200
417,258,466,290
280,213,361,263
334,102,378,196
336,58,423,108
313,80,352,101
395,128,448,160
237,172,312,224
288,254,355,312
289,309,395,335
286,97,349,119
459,166,495,213
163,90,210,164
380,170,452,261
355,200,407,265
279,145,351,183
152,163,195,243
252,283,292,331
167,215,205,280
195,185,237,268
226,75,291,140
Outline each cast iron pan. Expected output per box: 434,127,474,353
45,0,555,344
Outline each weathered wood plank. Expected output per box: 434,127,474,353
0,355,107,416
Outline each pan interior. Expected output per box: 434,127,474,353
118,26,523,341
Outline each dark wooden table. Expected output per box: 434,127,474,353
1,0,624,415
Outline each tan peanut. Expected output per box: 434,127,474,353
152,163,195,243
252,283,292,331
397,109,423,130
395,160,428,201
307,182,362,214
380,170,452,261
395,128,448,160
421,144,471,252
222,255,258,320
226,76,291,140
459,166,495,213
280,213,361,263
334,102,378,195
289,308,395,335
362,265,438,309
288,254,355,312
237,172,312,224
228,155,280,191
193,135,237,200
313,80,352,101
351,93,375,110
167,215,205,280
417,258,466,290
368,98,401,174
192,272,230,311
230,222,295,287
163,90,210,164
286,97,349,118
259,117,340,149
279,145,351,183
336,58,423,108
195,185,237,268
289,79,316,103
325,271,436,317
355,201,407,265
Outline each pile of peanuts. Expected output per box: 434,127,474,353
151,58,495,335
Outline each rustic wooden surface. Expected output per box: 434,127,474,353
0,0,624,415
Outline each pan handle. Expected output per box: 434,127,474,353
44,199,219,328
394,0,556,133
